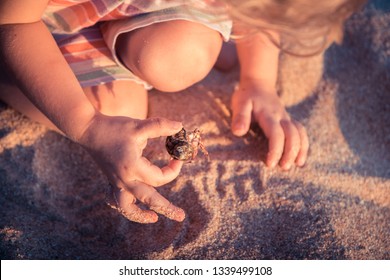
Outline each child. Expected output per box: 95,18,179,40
0,0,366,223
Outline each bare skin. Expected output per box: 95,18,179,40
0,1,223,224
0,0,309,223
231,29,309,169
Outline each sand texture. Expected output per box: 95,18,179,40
1,2,389,259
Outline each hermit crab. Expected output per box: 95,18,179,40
166,128,209,161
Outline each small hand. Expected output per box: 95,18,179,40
79,113,185,223
231,81,309,170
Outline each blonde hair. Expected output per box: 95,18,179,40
220,0,368,56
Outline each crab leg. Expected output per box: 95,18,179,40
199,142,210,161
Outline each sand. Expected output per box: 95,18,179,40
0,1,389,259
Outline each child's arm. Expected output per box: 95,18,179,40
232,29,309,170
0,0,95,139
0,0,185,223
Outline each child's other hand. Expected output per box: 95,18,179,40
231,80,309,170
79,114,185,223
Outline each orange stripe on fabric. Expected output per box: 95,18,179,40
49,0,81,5
104,8,126,20
59,40,108,53
63,49,113,63
67,4,91,27
81,2,101,23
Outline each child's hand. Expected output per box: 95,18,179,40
231,80,309,170
78,114,185,223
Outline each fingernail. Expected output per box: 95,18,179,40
175,208,186,222
232,122,246,136
282,163,292,170
233,121,244,131
267,160,277,168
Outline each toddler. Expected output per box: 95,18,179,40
0,0,366,223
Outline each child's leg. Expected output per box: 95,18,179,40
82,80,147,119
0,78,61,131
116,20,223,93
0,78,148,132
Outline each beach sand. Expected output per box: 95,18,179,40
0,1,389,259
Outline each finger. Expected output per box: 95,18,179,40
279,120,301,170
108,187,159,224
127,180,185,222
137,158,183,187
293,121,309,166
231,96,252,136
138,117,183,139
266,124,285,168
257,115,285,168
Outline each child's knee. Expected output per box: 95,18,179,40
116,20,223,92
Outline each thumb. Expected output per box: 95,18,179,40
139,117,183,139
231,97,252,137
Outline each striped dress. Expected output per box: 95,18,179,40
42,0,232,88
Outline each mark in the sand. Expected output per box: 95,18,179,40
213,162,265,202
170,180,211,249
215,163,227,198
0,127,11,139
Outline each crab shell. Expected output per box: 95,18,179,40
165,128,204,161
